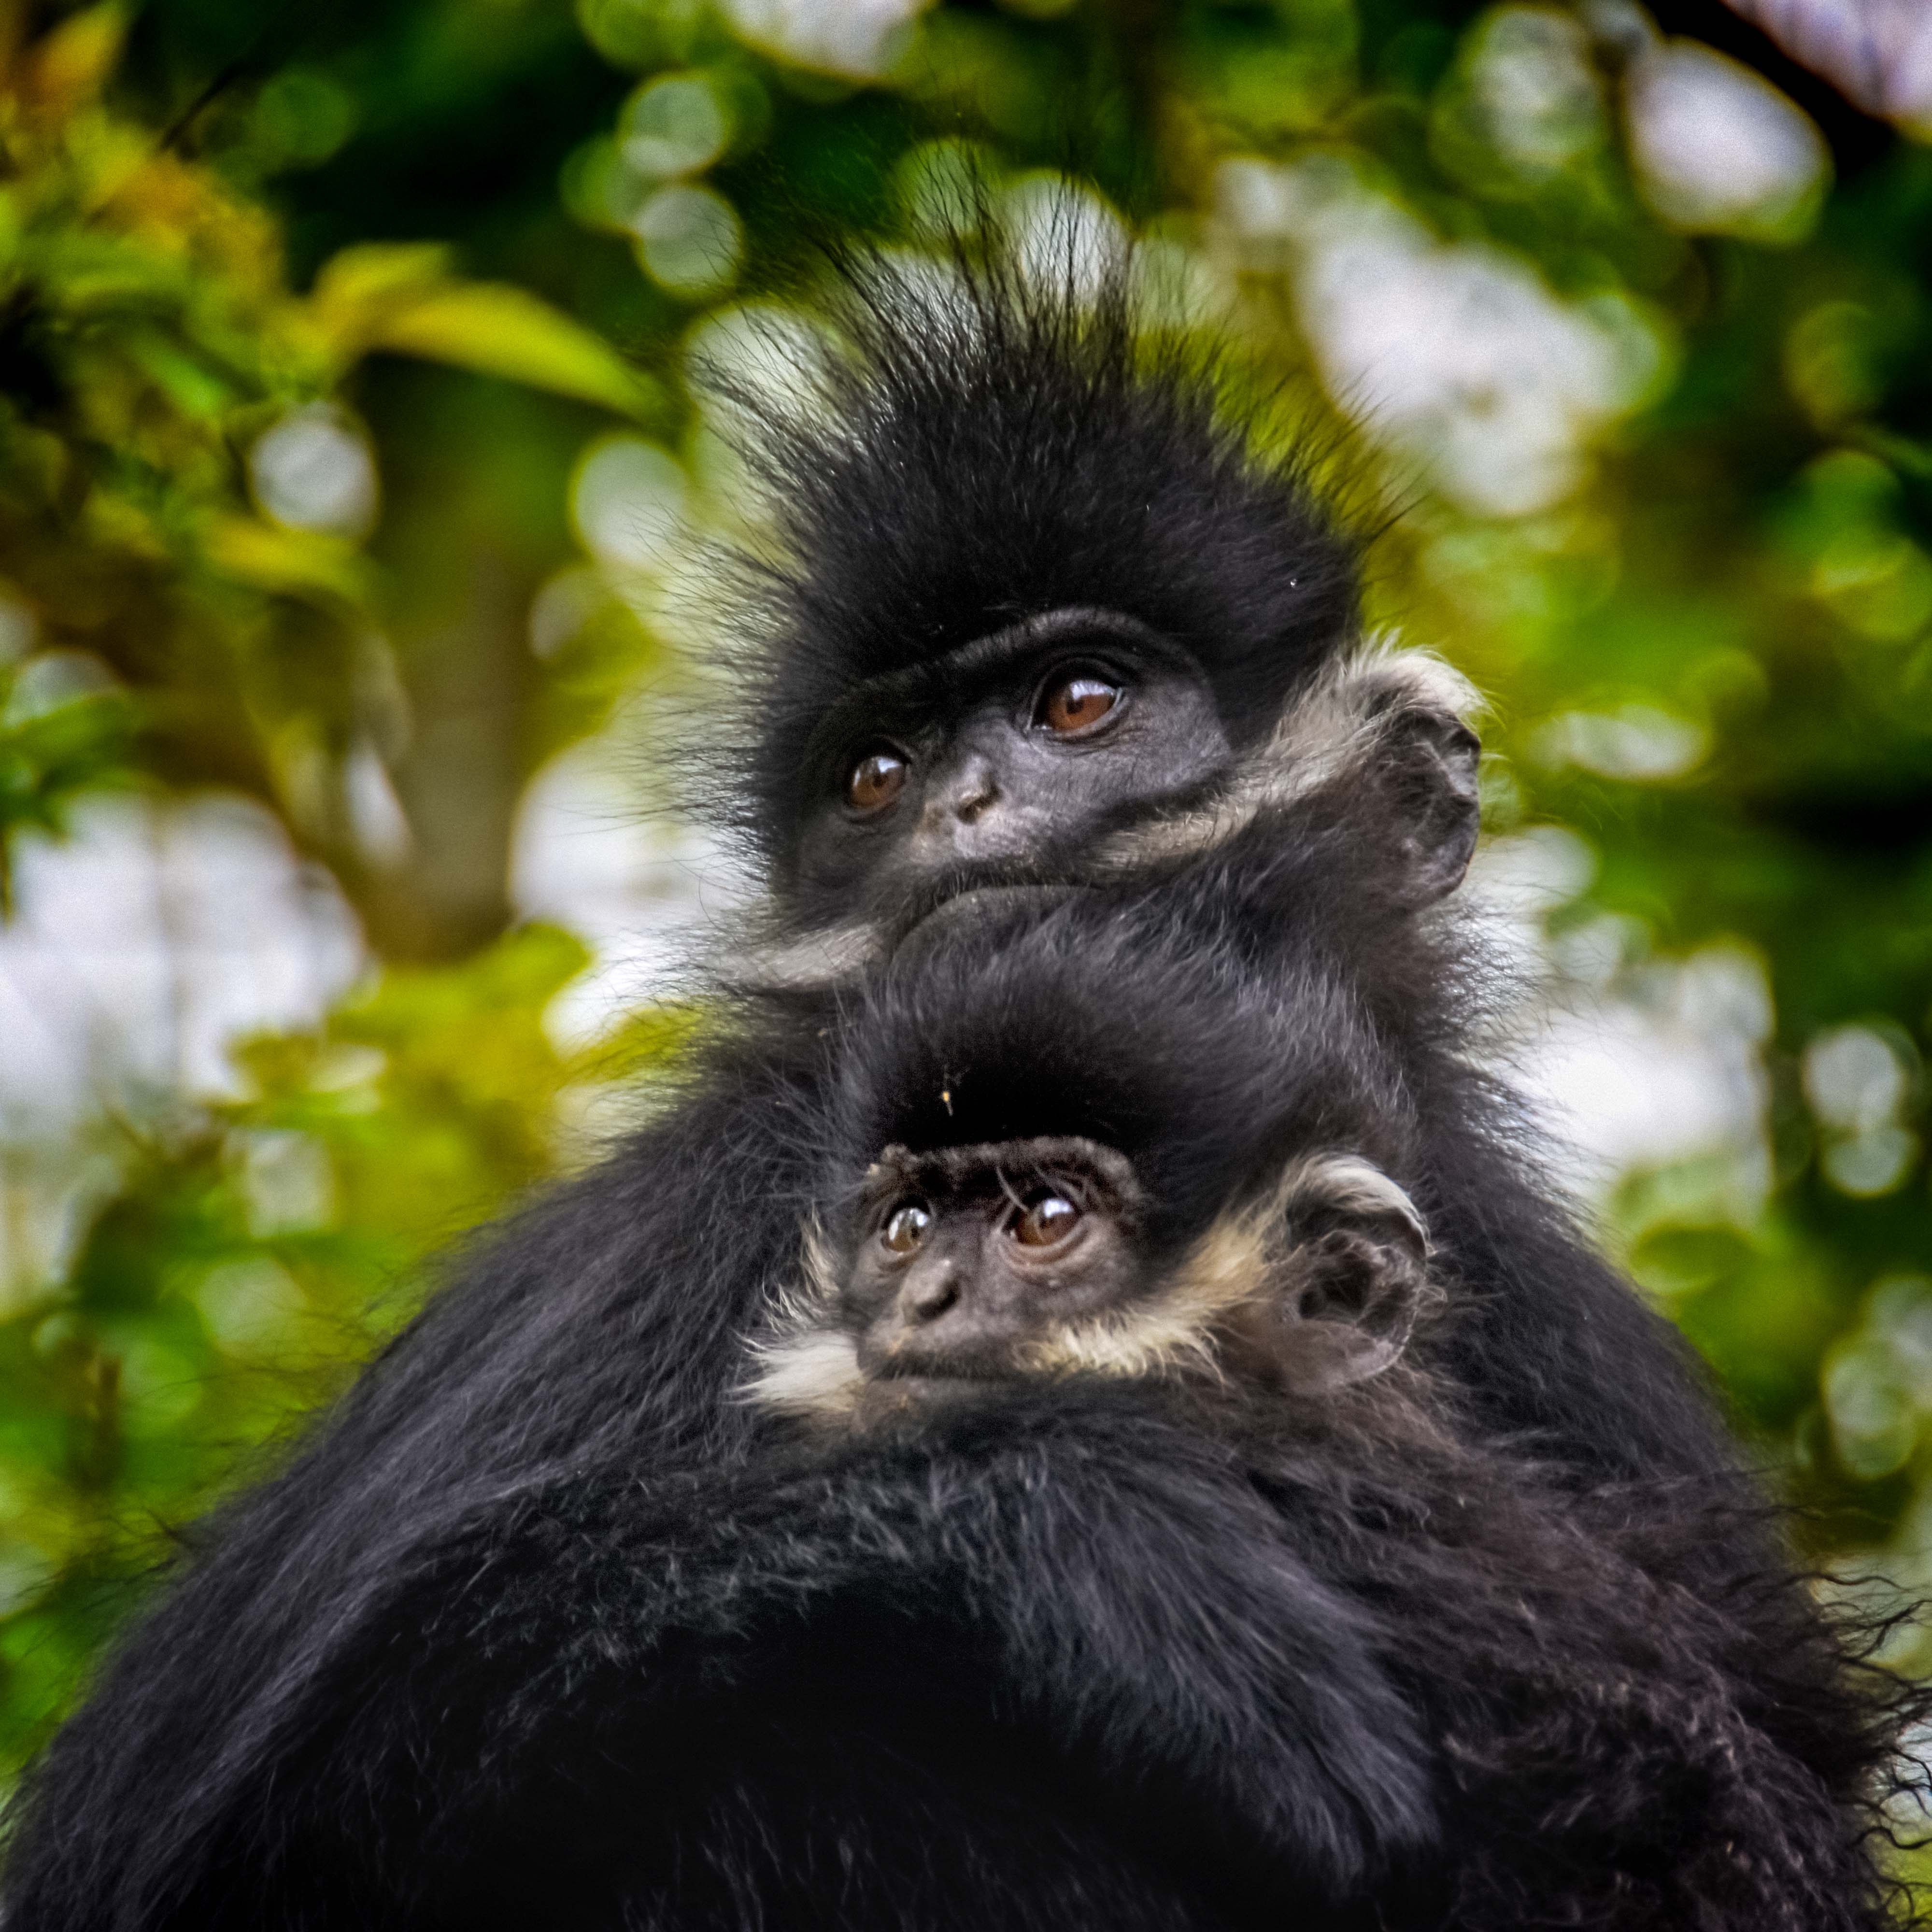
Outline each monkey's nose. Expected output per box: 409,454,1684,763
952,777,995,824
905,1267,961,1322
928,756,998,828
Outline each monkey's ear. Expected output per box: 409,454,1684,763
1270,1220,1430,1394
1229,1154,1437,1396
1381,698,1481,909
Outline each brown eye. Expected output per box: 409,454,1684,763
846,747,908,813
1010,1192,1081,1248
1038,672,1121,736
881,1202,932,1254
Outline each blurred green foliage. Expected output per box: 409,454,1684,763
0,920,588,1764
0,0,1923,1808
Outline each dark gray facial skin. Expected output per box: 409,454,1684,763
792,608,1233,924
840,1138,1151,1386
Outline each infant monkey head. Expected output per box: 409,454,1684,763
746,1135,1436,1426
744,878,1447,1425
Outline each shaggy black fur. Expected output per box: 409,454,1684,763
9,784,1918,1929
2,243,1918,1929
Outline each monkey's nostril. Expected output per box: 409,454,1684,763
938,753,1000,825
953,781,996,824
907,1272,960,1321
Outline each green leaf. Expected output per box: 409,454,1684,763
307,242,452,342
306,247,657,420
26,3,128,116
202,516,373,605
364,282,659,421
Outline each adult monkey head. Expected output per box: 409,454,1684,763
712,241,1480,968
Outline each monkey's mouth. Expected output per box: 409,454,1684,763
891,880,1086,960
863,1335,1029,1390
856,1368,1020,1419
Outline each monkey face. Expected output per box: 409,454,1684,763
742,1140,1437,1424
791,611,1232,929
739,641,1483,999
841,1137,1153,1387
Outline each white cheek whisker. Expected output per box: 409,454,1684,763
735,1215,868,1420
736,1328,866,1419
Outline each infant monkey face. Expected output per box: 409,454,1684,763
844,1137,1151,1383
740,1139,1437,1424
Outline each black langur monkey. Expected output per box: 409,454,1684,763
7,771,1916,1931
5,242,1909,1927
745,1134,1431,1416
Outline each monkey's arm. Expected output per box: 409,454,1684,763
2,1397,1436,1931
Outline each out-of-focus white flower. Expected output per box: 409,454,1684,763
1625,39,1829,240
1805,1022,1922,1197
1003,176,1129,304
1440,6,1610,181
1806,1024,1912,1135
511,723,753,1049
685,301,834,435
631,185,743,299
894,139,998,238
528,566,611,663
1468,831,1775,1205
1533,703,1710,780
1467,822,1599,923
1826,1335,1918,1477
249,405,379,538
570,436,687,575
1820,1275,1932,1481
342,737,412,871
619,74,730,180
1214,155,1664,516
0,795,363,1138
718,0,928,78
1729,0,1932,132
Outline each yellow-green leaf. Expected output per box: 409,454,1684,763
25,3,127,116
203,516,373,605
307,242,453,352
304,247,655,420
368,283,657,420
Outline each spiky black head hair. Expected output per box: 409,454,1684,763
721,242,1364,886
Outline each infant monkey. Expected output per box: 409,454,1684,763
746,903,1440,1424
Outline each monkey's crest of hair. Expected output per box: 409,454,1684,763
699,221,1367,887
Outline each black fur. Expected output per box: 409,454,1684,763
3,245,1919,1929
